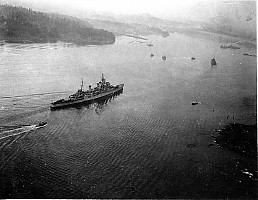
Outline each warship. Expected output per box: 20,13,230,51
50,74,124,109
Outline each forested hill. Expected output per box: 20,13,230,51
0,5,115,45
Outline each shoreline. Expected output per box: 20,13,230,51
1,37,115,46
1,29,256,48
174,27,257,48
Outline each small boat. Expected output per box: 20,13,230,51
162,56,166,61
243,53,257,57
36,121,47,128
192,102,199,105
147,44,153,47
191,57,196,60
151,53,154,57
211,58,217,66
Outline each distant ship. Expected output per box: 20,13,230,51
220,44,240,49
51,74,124,109
162,56,166,61
243,53,257,57
211,58,217,66
246,16,252,21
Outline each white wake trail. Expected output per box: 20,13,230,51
0,125,37,140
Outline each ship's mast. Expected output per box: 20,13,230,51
101,73,105,84
81,78,83,91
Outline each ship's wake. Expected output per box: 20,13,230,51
0,125,37,140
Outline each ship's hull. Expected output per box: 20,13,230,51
50,84,124,109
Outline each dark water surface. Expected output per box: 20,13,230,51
0,33,256,198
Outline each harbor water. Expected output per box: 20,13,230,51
0,32,256,198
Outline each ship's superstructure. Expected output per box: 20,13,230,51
51,74,124,109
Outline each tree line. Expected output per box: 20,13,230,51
0,5,115,45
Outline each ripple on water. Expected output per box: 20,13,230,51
0,91,225,198
0,32,256,198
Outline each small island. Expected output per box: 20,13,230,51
220,44,240,49
0,5,115,45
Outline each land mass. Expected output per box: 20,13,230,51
0,1,256,47
0,5,115,45
84,17,170,38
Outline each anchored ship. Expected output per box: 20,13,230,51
211,58,217,66
50,74,124,109
220,44,240,49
